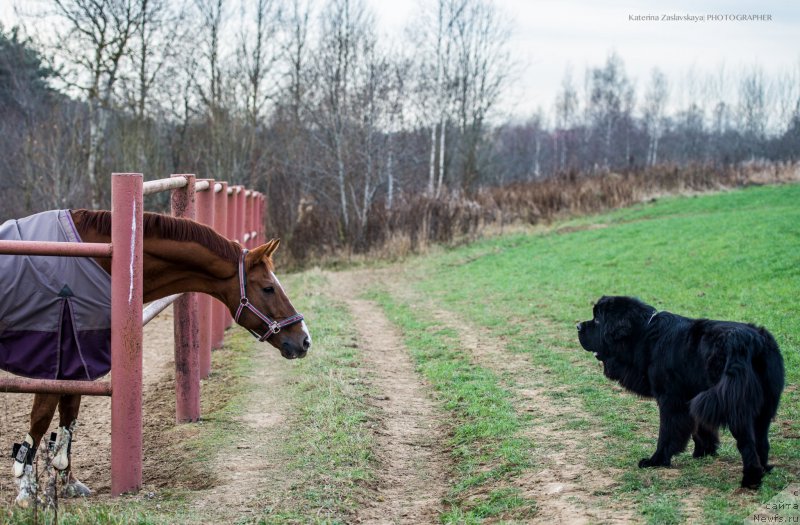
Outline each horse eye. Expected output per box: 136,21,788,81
262,286,275,294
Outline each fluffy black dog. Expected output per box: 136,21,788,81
577,296,784,488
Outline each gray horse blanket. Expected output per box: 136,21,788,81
0,210,111,380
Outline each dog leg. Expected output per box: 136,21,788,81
730,420,764,489
754,411,774,475
639,400,692,468
691,424,719,458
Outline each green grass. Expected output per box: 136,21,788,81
398,183,800,523
1,503,168,525
256,270,375,524
370,290,537,523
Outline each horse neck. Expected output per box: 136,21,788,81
73,211,239,304
139,238,239,303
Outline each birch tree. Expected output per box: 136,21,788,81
50,0,143,208
643,68,668,166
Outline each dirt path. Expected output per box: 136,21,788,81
331,271,451,525
187,336,295,522
369,267,637,524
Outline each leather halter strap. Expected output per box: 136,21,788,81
234,249,304,342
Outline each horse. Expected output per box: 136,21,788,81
4,209,311,506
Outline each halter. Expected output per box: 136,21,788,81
234,249,304,342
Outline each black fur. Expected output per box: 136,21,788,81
577,296,784,489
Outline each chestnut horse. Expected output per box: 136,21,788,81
11,209,310,506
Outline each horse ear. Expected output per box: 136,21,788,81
246,239,280,269
264,238,281,258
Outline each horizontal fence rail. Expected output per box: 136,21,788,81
142,294,182,326
142,176,188,196
0,240,112,257
0,377,112,396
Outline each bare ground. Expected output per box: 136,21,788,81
186,334,297,523
370,266,640,524
331,270,451,525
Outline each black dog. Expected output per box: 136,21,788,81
577,296,784,488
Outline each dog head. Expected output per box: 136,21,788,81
576,296,656,362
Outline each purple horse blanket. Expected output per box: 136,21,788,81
0,210,111,380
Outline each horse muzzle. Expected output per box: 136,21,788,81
281,336,310,359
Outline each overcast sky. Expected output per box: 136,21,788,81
366,0,800,119
2,0,798,120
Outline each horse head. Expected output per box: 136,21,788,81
233,239,310,359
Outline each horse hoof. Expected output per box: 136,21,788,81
14,465,37,508
62,478,91,498
14,492,33,508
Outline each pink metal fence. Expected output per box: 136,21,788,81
0,173,264,496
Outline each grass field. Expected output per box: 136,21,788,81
379,183,799,523
4,183,797,524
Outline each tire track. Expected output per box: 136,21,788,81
373,267,638,524
332,271,450,525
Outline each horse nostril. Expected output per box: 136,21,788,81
576,323,582,332
302,337,311,351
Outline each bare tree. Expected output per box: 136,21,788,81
643,68,668,166
194,0,225,110
739,66,767,142
49,0,144,208
409,0,462,197
309,0,373,230
237,0,280,125
282,0,312,122
554,66,578,171
588,52,633,170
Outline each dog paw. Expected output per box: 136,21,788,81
740,468,764,489
638,457,669,468
692,447,718,458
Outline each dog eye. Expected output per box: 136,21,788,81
262,286,275,294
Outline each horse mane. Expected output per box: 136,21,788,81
72,209,241,263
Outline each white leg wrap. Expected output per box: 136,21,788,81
51,427,71,471
12,434,34,479
14,464,36,508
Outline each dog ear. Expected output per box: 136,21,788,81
606,316,632,341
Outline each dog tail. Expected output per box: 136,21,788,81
690,332,764,429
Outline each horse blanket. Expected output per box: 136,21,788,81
0,210,111,380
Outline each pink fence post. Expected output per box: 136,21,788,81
258,194,264,242
224,187,238,329
245,192,254,248
251,192,258,247
236,187,246,247
196,179,215,379
171,174,200,422
110,173,144,496
212,181,228,349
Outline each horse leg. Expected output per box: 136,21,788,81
55,394,91,498
12,393,60,507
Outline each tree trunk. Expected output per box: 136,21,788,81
436,117,446,196
427,123,437,196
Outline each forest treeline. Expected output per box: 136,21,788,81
0,0,798,264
